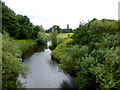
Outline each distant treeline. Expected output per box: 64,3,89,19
45,25,73,33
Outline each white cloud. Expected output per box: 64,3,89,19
3,0,119,29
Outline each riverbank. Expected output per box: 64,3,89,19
16,39,38,61
2,33,38,88
16,39,37,54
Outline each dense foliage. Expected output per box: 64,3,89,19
2,32,37,89
37,31,48,44
52,19,120,89
49,32,73,50
49,31,58,50
57,33,73,44
2,33,27,89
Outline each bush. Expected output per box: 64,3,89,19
51,39,72,61
37,31,47,44
2,33,28,89
50,31,58,49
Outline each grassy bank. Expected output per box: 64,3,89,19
16,39,37,53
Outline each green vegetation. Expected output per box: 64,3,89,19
52,19,120,89
45,25,73,33
16,39,36,52
49,32,73,50
57,33,73,45
2,0,120,89
37,29,48,44
2,33,29,89
49,31,58,50
2,33,38,89
57,33,73,39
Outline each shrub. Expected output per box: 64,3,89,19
50,31,58,49
37,31,47,44
2,33,28,89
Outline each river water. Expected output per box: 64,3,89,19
19,41,78,89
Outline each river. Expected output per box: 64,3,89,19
18,41,78,89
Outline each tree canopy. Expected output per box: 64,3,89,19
2,2,44,39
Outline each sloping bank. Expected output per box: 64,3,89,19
16,39,38,61
51,38,76,76
2,33,38,89
51,34,120,89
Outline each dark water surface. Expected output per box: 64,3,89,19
19,41,78,89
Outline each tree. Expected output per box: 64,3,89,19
50,31,58,49
45,25,61,33
2,2,20,38
37,31,47,44
2,2,40,39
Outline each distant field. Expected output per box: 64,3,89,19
57,33,73,39
45,33,73,39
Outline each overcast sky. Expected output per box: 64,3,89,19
3,0,119,29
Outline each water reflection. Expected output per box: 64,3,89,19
19,41,78,89
22,43,47,60
60,78,78,89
